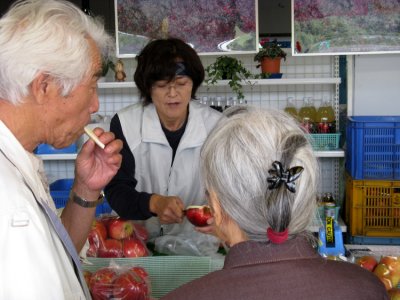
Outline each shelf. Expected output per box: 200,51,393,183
210,78,341,86
37,153,77,160
314,150,345,158
97,81,136,89
97,77,341,89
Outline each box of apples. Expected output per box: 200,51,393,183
87,215,150,258
355,254,400,298
84,263,152,300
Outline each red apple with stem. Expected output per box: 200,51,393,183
97,239,123,258
356,255,378,272
185,205,212,227
89,267,117,300
123,236,149,258
107,218,135,240
112,270,149,300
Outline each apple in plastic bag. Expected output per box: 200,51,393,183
97,239,123,258
83,270,92,287
131,266,149,281
356,255,378,272
379,256,400,288
90,267,117,300
107,218,135,240
132,222,149,242
112,269,149,300
87,220,107,257
123,236,149,258
185,205,212,227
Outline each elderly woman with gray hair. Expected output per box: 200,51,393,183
161,107,387,300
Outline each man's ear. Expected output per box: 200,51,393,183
30,73,52,104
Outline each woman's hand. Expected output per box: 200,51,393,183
150,194,185,224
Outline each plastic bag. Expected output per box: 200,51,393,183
85,216,151,258
154,230,223,258
86,261,152,300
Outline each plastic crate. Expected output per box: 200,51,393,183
345,174,400,238
49,179,111,216
35,143,77,154
346,116,400,180
309,133,341,151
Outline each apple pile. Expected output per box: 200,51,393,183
87,216,150,258
85,265,151,300
356,255,400,297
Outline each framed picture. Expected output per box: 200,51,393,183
115,0,258,57
292,0,400,56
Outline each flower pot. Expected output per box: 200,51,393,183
260,57,282,74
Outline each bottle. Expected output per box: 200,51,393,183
316,99,336,133
200,96,208,105
301,117,312,133
284,97,298,120
224,97,232,111
318,117,330,133
298,97,317,124
215,96,223,112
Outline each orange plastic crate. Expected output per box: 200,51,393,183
345,175,400,237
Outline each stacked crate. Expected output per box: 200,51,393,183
345,116,400,244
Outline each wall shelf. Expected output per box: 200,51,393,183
97,77,341,89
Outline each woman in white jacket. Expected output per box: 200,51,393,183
105,38,222,240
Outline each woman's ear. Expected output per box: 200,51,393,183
208,190,223,226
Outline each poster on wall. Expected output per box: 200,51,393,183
292,0,400,56
115,0,258,57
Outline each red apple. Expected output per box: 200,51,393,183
107,218,135,240
130,266,149,281
388,288,400,300
112,270,149,300
374,263,393,291
97,239,123,258
356,255,378,272
89,267,117,300
185,205,212,227
87,220,107,257
379,256,400,287
123,236,149,258
133,222,149,242
83,270,92,288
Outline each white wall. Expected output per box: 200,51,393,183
352,54,400,116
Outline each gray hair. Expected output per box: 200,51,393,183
201,106,319,242
0,0,114,104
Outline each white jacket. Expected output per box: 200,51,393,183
118,101,222,238
0,121,85,300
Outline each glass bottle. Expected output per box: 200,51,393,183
284,97,298,120
316,99,336,133
298,97,317,124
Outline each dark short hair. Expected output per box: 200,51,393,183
134,38,204,105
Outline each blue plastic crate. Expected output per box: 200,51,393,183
346,235,400,245
346,116,400,180
49,178,111,216
35,143,77,154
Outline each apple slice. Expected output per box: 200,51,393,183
185,205,212,227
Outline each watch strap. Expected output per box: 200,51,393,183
70,190,105,208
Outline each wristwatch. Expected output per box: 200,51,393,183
70,190,105,208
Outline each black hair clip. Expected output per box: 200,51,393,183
267,161,304,193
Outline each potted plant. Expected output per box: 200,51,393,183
205,56,252,101
254,40,287,75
